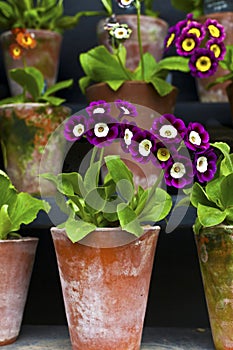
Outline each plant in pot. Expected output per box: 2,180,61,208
0,65,73,195
97,0,169,70
171,0,233,102
0,169,50,345
40,98,219,350
0,0,102,95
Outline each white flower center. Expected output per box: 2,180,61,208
124,128,133,146
114,27,128,39
93,107,105,114
159,125,177,139
189,131,201,145
170,162,186,179
197,156,208,173
139,139,152,157
94,123,109,137
121,0,134,5
73,124,84,137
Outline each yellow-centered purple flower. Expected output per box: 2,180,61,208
189,47,218,78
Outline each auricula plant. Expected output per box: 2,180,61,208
41,99,219,243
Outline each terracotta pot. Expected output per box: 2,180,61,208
0,237,38,345
86,81,178,123
0,29,62,96
196,12,233,102
51,226,160,350
0,103,71,195
195,225,233,350
97,15,168,71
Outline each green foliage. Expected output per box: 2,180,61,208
208,45,233,87
0,67,73,106
190,142,233,234
41,156,172,242
171,0,204,18
0,170,50,240
0,0,102,33
79,45,189,97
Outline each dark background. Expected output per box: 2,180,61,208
0,0,233,329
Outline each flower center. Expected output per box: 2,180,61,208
210,43,221,58
196,55,212,72
197,156,208,173
182,37,196,52
189,131,201,145
94,123,109,137
188,27,201,38
166,32,176,48
73,124,85,137
114,27,128,39
159,125,177,139
124,128,133,146
157,148,170,162
139,139,152,157
93,107,105,114
208,24,220,38
170,162,186,179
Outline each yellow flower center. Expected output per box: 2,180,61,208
210,43,221,58
196,55,212,72
182,37,196,52
157,148,170,162
208,24,220,38
188,27,201,38
166,32,176,48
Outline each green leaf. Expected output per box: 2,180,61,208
0,205,12,240
43,79,73,97
65,217,96,243
197,203,226,228
149,76,174,96
84,187,106,214
84,161,101,192
220,173,233,209
190,182,212,208
104,155,134,190
101,0,113,15
117,203,143,237
213,142,233,175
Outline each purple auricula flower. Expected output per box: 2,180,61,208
119,121,141,153
175,13,194,33
189,47,218,78
207,39,226,61
86,113,119,148
64,114,88,142
184,122,210,151
86,100,111,116
153,142,178,169
151,114,187,144
164,155,194,189
117,0,134,8
183,21,206,41
115,99,138,120
128,129,157,164
205,18,226,42
193,148,217,183
164,25,179,52
176,31,201,57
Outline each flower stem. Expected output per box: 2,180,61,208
135,0,144,80
114,44,132,80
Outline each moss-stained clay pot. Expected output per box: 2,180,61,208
0,237,38,346
195,225,233,350
51,226,160,350
1,29,62,96
0,103,71,195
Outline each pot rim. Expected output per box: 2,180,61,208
0,237,39,243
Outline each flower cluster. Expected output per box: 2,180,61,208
9,28,37,60
164,14,226,78
64,100,217,189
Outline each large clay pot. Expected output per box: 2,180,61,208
196,12,233,102
97,15,168,71
0,103,71,195
1,29,62,96
51,226,160,350
195,225,233,350
0,237,38,345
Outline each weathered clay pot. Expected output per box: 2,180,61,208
196,12,233,102
195,225,233,350
0,103,71,195
86,81,178,123
51,226,160,350
97,15,168,70
1,29,62,96
0,237,38,345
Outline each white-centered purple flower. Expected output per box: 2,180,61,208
86,100,111,116
86,113,119,148
184,122,210,151
115,99,138,120
193,148,217,183
164,155,194,188
119,121,141,153
128,129,157,164
64,114,88,141
151,114,187,144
